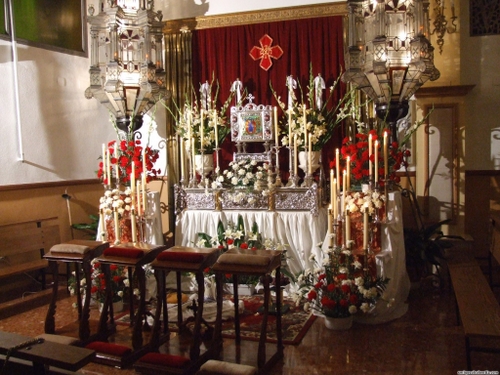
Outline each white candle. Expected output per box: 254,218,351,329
330,169,334,207
288,109,292,143
363,210,368,249
342,170,347,213
328,204,333,235
113,209,120,244
200,109,204,150
136,180,142,216
375,140,379,184
333,178,338,218
131,161,136,195
142,172,147,215
274,106,279,144
114,144,119,186
214,110,218,149
293,134,298,176
384,131,388,178
308,133,312,175
180,138,185,181
336,148,340,193
368,133,373,178
346,156,351,191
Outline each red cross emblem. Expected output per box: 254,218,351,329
249,34,283,71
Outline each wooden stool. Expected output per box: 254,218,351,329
211,248,284,373
43,239,110,344
134,246,222,375
90,242,168,367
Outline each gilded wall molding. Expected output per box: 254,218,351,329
163,2,347,34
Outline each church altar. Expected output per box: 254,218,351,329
175,207,328,276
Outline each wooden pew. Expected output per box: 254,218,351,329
0,218,60,290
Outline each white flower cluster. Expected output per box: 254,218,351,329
99,188,133,218
215,158,270,193
345,189,385,215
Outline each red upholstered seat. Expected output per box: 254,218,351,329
103,247,144,259
137,352,190,368
156,251,205,263
86,341,132,357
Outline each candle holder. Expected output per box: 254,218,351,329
214,189,222,212
274,145,283,187
303,174,314,188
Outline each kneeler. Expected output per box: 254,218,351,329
134,246,223,375
43,240,110,345
86,242,167,368
211,248,284,374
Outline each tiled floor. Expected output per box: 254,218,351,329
1,275,500,375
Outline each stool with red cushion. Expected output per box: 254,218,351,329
133,246,222,375
211,248,284,373
89,242,167,367
43,240,110,344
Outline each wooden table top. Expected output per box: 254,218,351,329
0,330,95,371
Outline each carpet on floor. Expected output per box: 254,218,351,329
115,294,315,345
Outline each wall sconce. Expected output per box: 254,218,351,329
430,0,458,54
85,0,168,133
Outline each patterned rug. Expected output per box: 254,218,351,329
220,295,316,345
115,295,315,345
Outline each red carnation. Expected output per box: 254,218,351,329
327,283,336,292
339,299,349,307
240,243,249,249
307,290,317,300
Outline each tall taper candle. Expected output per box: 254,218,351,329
200,110,204,149
308,133,312,175
293,134,298,176
328,204,332,235
102,143,107,184
274,106,279,143
343,170,347,213
336,148,340,192
368,133,373,178
180,137,185,181
113,209,120,244
99,209,106,241
136,180,142,216
114,145,119,185
191,138,196,178
363,209,368,249
131,161,136,195
375,140,379,183
345,209,351,247
333,178,338,218
330,169,334,207
288,109,292,143
384,131,388,177
214,110,218,149
302,104,307,139
131,209,137,244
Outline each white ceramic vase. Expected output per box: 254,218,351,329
194,154,214,177
298,150,321,174
323,315,353,330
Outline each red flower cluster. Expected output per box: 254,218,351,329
90,261,127,303
97,139,161,186
330,129,410,187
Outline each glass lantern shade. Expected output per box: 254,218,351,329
85,0,168,132
343,0,440,136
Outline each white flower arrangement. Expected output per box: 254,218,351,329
99,188,133,218
345,189,386,216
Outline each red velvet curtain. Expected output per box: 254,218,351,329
192,16,345,174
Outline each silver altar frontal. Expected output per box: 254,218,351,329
174,184,322,215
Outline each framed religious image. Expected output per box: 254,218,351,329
231,102,273,143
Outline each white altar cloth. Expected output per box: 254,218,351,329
175,209,328,276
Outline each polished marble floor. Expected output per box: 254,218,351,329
1,275,500,375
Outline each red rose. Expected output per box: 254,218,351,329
204,267,210,273
110,264,118,271
327,283,335,292
227,239,234,245
314,282,323,289
307,290,317,301
240,243,249,249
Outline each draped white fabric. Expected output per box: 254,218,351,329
175,208,328,276
354,191,410,324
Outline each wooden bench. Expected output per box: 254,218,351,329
448,252,500,370
0,218,60,290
